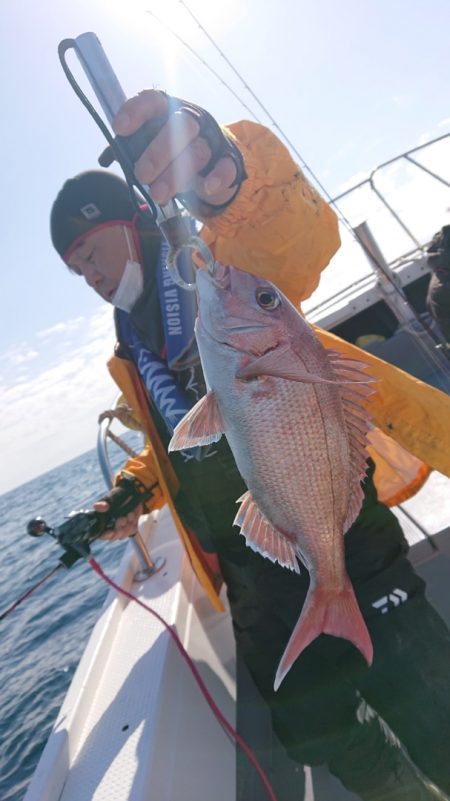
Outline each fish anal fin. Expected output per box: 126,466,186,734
234,491,300,573
274,581,373,691
168,391,225,451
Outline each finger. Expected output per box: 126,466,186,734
100,530,117,541
103,530,130,541
113,89,169,135
102,523,133,541
93,500,109,513
195,156,239,204
149,138,212,204
101,514,126,539
134,110,200,187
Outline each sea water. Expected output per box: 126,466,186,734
0,439,141,801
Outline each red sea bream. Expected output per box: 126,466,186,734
169,264,375,690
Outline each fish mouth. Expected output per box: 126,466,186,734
201,320,270,350
208,262,231,290
221,323,267,335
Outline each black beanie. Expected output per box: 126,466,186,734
50,170,137,259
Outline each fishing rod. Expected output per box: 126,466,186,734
0,475,155,621
0,515,108,622
58,32,214,291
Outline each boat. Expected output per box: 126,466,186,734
22,128,450,801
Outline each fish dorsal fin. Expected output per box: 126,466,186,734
234,491,300,573
327,351,375,532
168,391,225,451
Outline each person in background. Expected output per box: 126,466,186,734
50,90,450,801
426,224,450,342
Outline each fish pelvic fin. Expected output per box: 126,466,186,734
234,491,300,573
274,581,373,691
168,391,225,451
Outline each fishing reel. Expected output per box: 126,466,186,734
26,475,155,568
27,510,106,568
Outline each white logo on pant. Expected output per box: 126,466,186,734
372,588,408,614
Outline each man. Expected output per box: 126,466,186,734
51,90,450,800
427,224,450,342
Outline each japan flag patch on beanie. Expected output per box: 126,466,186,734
80,203,102,221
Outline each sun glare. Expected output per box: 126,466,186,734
95,0,243,103
97,0,240,48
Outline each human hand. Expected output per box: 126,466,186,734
94,499,144,541
92,473,152,542
112,90,244,209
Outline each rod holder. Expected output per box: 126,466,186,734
130,531,166,582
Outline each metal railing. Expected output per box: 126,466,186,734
331,131,450,258
97,400,165,581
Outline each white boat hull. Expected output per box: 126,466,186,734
24,506,236,801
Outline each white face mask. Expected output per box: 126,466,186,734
111,227,144,312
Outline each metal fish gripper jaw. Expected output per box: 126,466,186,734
158,215,217,291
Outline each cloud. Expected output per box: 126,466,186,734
10,349,39,365
0,306,117,494
36,317,84,339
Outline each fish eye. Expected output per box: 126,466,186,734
255,287,280,310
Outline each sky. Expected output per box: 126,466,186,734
1,0,450,494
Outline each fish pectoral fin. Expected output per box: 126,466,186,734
234,491,300,573
168,391,225,451
237,345,344,384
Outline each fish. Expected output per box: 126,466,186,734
169,263,375,690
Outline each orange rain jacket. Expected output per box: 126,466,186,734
107,120,450,610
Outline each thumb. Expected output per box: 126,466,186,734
93,500,110,513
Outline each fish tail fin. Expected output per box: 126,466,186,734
274,582,373,691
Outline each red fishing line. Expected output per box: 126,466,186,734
0,564,63,621
88,556,279,801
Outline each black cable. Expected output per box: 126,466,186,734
57,39,159,222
